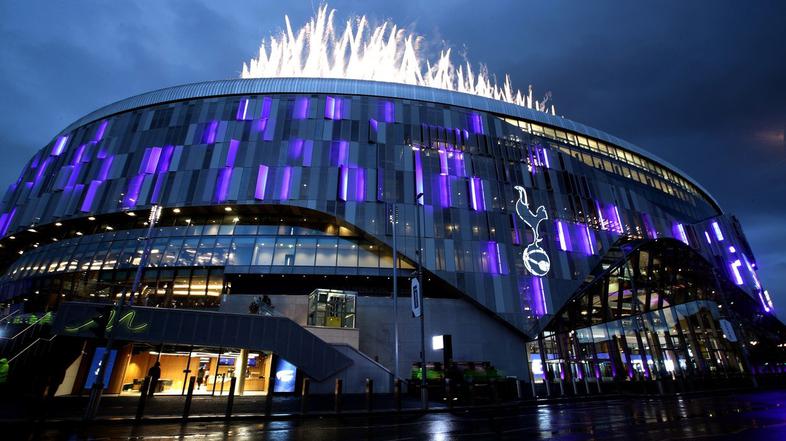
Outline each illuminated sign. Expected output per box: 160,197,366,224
273,358,297,393
64,310,149,334
514,186,550,277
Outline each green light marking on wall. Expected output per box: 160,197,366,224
64,310,149,334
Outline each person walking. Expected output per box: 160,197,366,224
0,358,9,395
147,361,161,397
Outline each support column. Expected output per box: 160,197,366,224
236,349,249,395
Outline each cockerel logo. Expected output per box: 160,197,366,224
514,186,550,276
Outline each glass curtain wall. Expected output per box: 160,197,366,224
530,239,748,386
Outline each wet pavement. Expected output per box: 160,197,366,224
11,390,786,440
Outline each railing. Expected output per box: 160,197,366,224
8,334,57,363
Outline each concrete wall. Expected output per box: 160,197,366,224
221,294,529,382
310,344,393,394
356,297,529,380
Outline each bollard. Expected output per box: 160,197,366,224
334,378,343,414
300,378,310,415
491,379,500,404
515,379,523,401
182,376,196,420
445,378,453,409
393,378,402,412
468,383,476,407
225,377,236,420
135,376,152,421
365,378,374,412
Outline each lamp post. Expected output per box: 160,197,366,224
391,204,400,381
415,191,427,409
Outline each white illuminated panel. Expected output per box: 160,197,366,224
514,186,550,276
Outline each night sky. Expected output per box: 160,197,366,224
1,1,784,318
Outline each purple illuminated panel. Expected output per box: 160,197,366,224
382,101,394,122
673,223,689,245
730,259,743,285
123,174,144,208
0,208,16,236
214,167,233,202
438,150,448,175
94,120,108,142
279,166,292,200
324,96,343,120
203,121,219,144
711,221,724,241
260,97,272,118
369,118,378,133
414,151,424,205
539,146,550,168
469,113,484,134
288,139,303,162
65,163,82,189
487,242,499,274
556,221,568,251
159,146,174,173
303,141,313,166
611,205,624,234
73,144,87,164
236,98,250,120
584,225,595,254
226,140,239,167
34,157,52,186
468,177,484,211
51,135,69,156
532,277,547,316
80,180,102,212
98,156,114,181
255,165,269,200
356,168,366,202
641,213,657,239
439,175,451,208
293,97,309,119
141,147,162,174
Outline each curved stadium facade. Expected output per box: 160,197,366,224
1,78,783,396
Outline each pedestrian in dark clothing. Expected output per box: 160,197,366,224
249,300,259,314
147,362,161,397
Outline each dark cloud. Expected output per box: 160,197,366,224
1,0,784,317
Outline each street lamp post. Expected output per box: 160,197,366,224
415,192,427,409
391,204,400,381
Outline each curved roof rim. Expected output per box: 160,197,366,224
56,77,721,213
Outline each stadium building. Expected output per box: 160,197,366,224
0,77,783,397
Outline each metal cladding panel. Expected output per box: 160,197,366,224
52,301,352,381
52,78,716,208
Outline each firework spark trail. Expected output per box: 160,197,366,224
241,5,556,114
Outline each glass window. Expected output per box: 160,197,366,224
252,238,274,266
294,238,317,266
315,237,337,266
229,237,254,266
211,237,231,266
337,240,358,267
357,244,379,268
273,238,297,266
195,237,216,266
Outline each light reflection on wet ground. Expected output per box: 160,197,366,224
15,390,786,440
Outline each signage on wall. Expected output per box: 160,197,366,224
273,358,298,393
719,319,738,342
411,278,422,317
514,186,551,277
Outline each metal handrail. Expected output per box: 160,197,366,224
0,313,49,341
8,334,56,363
0,310,20,326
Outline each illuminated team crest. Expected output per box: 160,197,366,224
514,185,550,276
